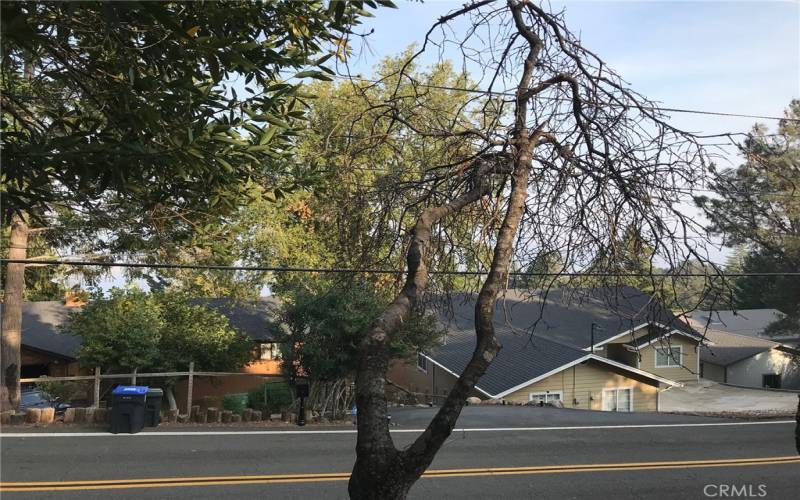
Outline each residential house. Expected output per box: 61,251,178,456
687,309,799,346
0,299,84,379
6,296,285,408
174,297,285,410
388,287,705,412
694,328,800,389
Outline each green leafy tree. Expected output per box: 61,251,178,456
67,288,253,408
138,52,488,298
279,279,443,383
698,100,800,334
2,0,388,214
278,278,442,420
0,0,389,410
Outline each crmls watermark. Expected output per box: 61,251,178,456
703,484,768,498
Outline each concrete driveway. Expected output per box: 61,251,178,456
660,380,799,414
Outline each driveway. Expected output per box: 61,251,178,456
660,380,799,413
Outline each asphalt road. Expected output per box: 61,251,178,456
2,407,798,499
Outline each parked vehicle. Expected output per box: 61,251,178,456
20,389,71,416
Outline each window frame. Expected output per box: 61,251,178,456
258,342,280,361
602,387,633,412
528,391,563,404
416,352,428,373
654,345,682,368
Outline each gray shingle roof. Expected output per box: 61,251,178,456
687,309,785,338
434,286,698,349
426,287,692,396
429,322,588,397
698,329,777,366
0,301,82,359
189,297,282,341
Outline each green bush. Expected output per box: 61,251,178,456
35,377,79,402
248,381,294,415
222,393,248,416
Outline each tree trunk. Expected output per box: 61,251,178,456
349,3,541,497
1,211,29,412
165,383,178,412
348,173,498,499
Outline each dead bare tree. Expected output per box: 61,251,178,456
341,1,722,498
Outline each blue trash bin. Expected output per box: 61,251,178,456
110,385,148,434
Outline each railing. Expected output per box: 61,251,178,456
20,362,276,413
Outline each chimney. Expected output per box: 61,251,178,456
64,289,86,308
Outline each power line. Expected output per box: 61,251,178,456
3,259,799,278
336,74,799,123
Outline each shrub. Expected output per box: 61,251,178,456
35,377,79,402
248,381,294,415
222,393,248,416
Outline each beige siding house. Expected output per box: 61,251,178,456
596,325,701,383
500,361,659,412
390,287,703,412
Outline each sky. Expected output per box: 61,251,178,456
95,0,800,292
351,0,798,144
345,0,799,260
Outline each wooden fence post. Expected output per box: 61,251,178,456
131,367,138,385
186,361,194,416
93,366,101,408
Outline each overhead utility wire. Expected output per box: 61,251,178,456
3,259,799,277
334,74,799,123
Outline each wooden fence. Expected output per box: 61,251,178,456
20,362,273,414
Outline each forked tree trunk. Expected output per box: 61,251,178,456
348,3,541,497
1,211,29,412
348,156,532,499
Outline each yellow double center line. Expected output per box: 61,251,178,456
2,456,798,492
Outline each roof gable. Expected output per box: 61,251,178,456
425,287,687,397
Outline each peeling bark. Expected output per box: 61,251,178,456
1,211,28,412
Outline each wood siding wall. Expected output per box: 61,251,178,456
636,336,699,383
606,327,699,383
502,361,659,412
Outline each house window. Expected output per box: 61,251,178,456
259,342,280,361
762,374,781,389
602,388,633,412
416,352,428,373
529,391,563,405
655,346,682,368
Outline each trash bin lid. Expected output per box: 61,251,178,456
112,385,149,396
146,388,163,396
